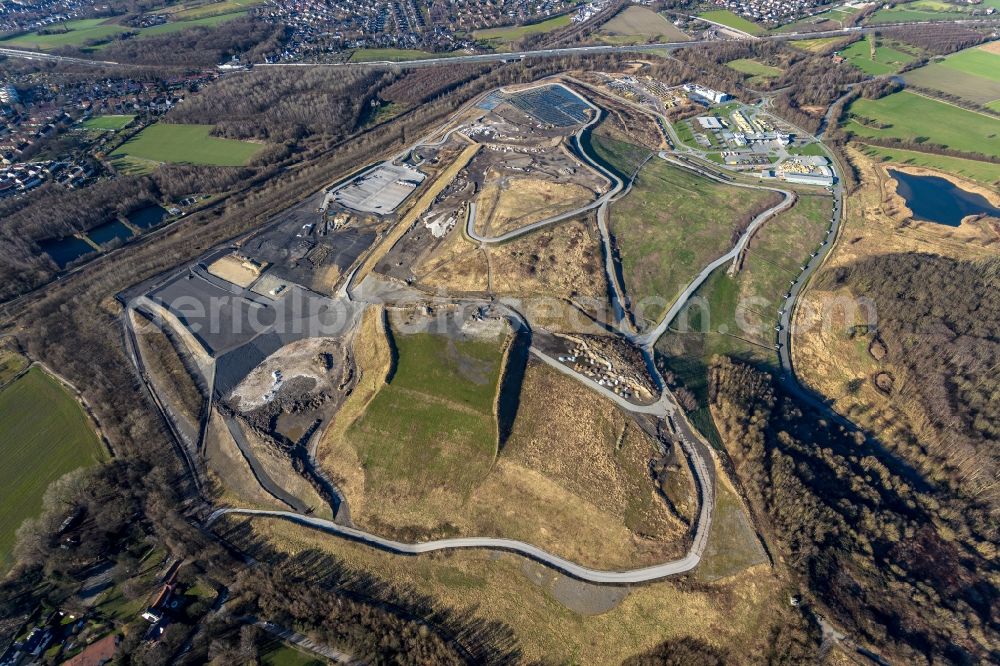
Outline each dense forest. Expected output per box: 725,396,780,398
710,356,998,663
815,253,1000,509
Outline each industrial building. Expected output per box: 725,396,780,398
683,84,730,105
332,162,425,215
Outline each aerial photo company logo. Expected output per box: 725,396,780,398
129,282,877,346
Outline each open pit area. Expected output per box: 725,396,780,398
130,78,703,589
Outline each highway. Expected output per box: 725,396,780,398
3,18,997,70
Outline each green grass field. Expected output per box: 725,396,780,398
349,47,443,62
839,38,919,75
0,18,128,49
610,159,782,326
697,10,765,35
936,44,1000,82
790,36,850,53
158,0,263,20
473,14,571,45
260,639,324,666
110,124,263,167
867,5,971,23
81,114,135,130
586,133,652,180
726,58,783,77
0,368,106,568
860,144,1000,186
345,329,504,496
654,193,830,443
844,91,1000,158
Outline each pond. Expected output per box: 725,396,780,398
127,205,168,229
40,236,96,269
889,169,1000,227
87,220,134,247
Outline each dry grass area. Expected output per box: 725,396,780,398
206,253,262,288
793,147,999,454
475,175,596,237
131,309,203,428
417,216,611,330
203,407,288,510
232,515,789,664
320,353,689,570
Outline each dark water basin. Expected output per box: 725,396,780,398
40,236,96,269
87,220,134,247
127,205,168,229
889,169,1000,227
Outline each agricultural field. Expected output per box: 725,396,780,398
844,91,1000,158
81,114,135,130
0,10,247,50
609,159,782,326
0,18,128,49
154,0,263,20
110,123,264,168
654,193,831,442
473,13,571,46
867,2,981,23
0,368,106,568
903,43,1000,107
859,144,1000,187
774,5,859,32
598,6,690,44
697,10,766,35
839,37,920,75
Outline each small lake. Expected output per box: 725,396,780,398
40,236,96,269
127,205,168,229
889,169,1000,227
87,220,134,247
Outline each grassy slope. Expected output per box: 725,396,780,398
844,91,1000,158
726,58,782,77
0,368,105,567
238,515,790,664
260,639,323,666
610,159,779,325
654,194,831,444
860,144,1000,187
346,330,503,495
110,124,263,166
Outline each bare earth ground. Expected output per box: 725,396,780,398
318,313,690,569
600,6,691,42
474,175,596,237
203,407,289,511
793,148,999,458
206,253,261,288
230,337,345,411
